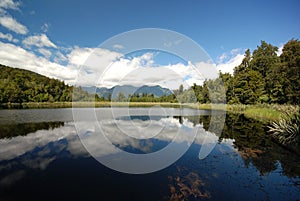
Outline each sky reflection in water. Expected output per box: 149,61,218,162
0,108,299,201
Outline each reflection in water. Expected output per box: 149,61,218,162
220,113,300,177
0,108,299,201
99,116,206,154
0,122,64,139
0,122,88,166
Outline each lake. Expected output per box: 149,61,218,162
0,108,299,201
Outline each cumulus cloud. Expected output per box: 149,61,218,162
54,51,68,63
67,47,122,67
0,40,124,86
0,15,28,34
216,49,245,74
0,0,20,10
0,0,28,35
69,47,123,86
0,31,18,42
22,34,57,48
0,41,76,82
38,48,52,58
216,54,244,74
194,61,218,80
98,53,207,89
0,36,216,89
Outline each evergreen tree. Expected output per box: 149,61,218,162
279,39,300,104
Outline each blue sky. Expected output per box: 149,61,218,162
0,0,299,88
18,0,299,59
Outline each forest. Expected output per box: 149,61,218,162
177,39,300,105
0,39,299,105
0,64,96,103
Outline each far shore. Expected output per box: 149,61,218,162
1,102,297,122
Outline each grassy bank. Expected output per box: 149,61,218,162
188,103,298,122
0,101,182,109
233,104,299,122
2,102,297,122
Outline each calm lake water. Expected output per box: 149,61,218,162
0,108,299,201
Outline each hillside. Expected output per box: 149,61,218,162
0,64,94,103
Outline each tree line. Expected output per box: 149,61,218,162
114,92,176,102
176,39,300,105
0,64,96,103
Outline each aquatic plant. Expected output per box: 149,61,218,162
268,107,300,146
166,171,210,201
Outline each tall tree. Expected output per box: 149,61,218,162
279,39,300,104
234,49,251,75
251,41,279,78
220,72,235,104
251,41,279,102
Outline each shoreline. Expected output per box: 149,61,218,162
1,102,296,122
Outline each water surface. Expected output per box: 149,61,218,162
0,108,299,200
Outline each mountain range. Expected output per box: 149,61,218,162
83,85,173,99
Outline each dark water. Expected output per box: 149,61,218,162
0,108,299,201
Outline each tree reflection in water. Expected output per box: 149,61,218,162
196,113,300,177
0,122,64,139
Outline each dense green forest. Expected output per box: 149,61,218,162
0,64,96,103
177,39,300,105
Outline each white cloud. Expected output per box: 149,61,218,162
0,41,77,82
67,47,94,66
22,34,57,48
0,41,125,86
0,15,28,34
216,48,245,74
217,53,244,74
98,53,208,89
276,44,283,56
0,31,18,42
68,47,123,86
0,37,218,89
68,47,122,67
38,48,52,58
54,51,68,63
0,0,20,10
194,61,218,80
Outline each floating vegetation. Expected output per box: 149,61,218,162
268,108,300,152
166,170,210,201
238,147,264,159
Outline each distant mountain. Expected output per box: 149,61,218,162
83,85,173,99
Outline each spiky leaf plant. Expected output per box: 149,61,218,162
268,108,300,146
